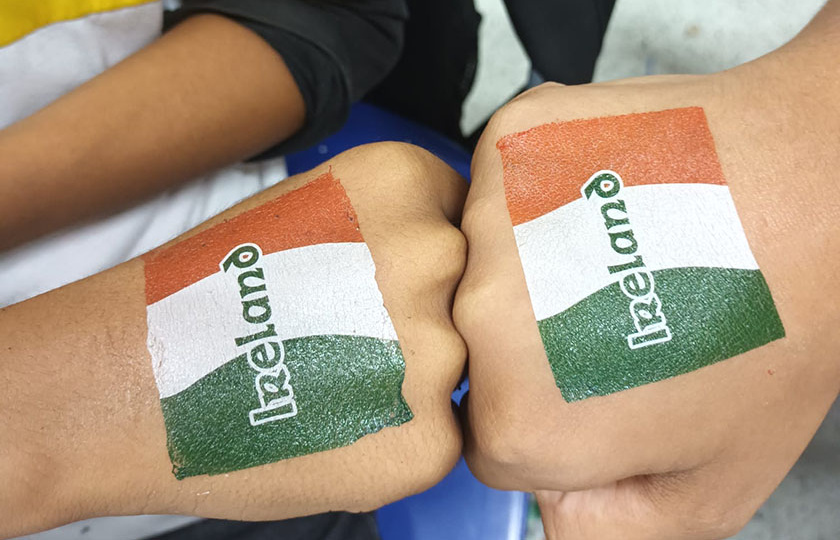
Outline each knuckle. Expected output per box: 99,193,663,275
679,499,754,539
452,265,511,339
348,140,426,164
404,223,467,290
475,420,531,470
452,277,493,332
485,82,559,136
509,81,564,104
339,141,465,227
463,394,541,489
346,141,455,190
430,225,468,285
339,141,435,191
459,192,495,234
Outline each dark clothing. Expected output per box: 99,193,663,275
504,0,616,84
147,512,380,540
368,0,615,146
165,0,408,157
366,0,481,143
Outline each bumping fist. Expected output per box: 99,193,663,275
454,36,840,540
0,143,468,537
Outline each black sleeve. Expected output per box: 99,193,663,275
165,0,408,158
503,0,616,85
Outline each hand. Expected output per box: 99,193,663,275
455,6,840,537
0,143,467,537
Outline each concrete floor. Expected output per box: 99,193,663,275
466,1,839,538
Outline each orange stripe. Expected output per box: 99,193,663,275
499,107,727,226
144,172,363,305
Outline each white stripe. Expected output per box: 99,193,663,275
514,183,758,321
147,242,397,398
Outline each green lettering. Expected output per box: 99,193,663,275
235,323,277,347
582,171,622,200
609,228,638,255
630,294,664,329
249,341,284,371
250,399,297,426
222,244,260,272
249,366,297,426
628,325,672,349
242,296,272,324
238,268,266,298
621,270,653,298
601,200,629,230
608,254,646,274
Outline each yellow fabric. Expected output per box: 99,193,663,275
0,0,156,47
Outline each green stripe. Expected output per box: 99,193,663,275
538,267,784,402
160,335,412,479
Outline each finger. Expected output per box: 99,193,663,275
536,466,761,540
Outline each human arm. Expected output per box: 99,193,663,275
0,142,466,538
455,1,840,538
0,12,305,251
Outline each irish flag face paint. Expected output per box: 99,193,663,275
499,107,784,402
144,173,412,479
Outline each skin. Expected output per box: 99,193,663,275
0,142,467,538
455,2,840,538
0,13,305,251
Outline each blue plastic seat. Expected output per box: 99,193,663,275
285,102,470,181
286,103,528,540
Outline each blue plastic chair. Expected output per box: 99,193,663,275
286,103,528,540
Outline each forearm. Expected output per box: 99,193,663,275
0,260,154,534
0,13,304,251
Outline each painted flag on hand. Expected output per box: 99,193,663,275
499,107,784,402
144,173,412,479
